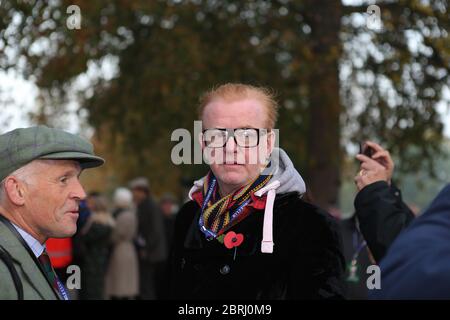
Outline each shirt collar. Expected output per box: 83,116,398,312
11,223,45,258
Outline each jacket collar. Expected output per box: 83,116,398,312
11,223,45,258
0,217,59,300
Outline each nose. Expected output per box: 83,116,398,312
223,134,238,164
71,179,87,201
224,134,237,152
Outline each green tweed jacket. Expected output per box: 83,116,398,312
0,218,59,300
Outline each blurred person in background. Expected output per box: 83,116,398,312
155,192,179,298
79,193,115,300
105,187,139,300
339,213,373,300
129,177,167,299
326,203,372,300
353,141,415,262
159,193,179,248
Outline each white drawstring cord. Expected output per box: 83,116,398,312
255,180,280,253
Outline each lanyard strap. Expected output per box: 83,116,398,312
351,230,367,261
56,277,70,300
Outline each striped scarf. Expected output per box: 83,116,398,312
198,170,272,239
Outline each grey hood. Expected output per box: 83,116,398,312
267,147,306,196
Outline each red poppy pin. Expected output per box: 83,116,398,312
224,231,244,249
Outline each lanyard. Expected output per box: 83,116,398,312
0,214,67,300
56,277,70,300
351,230,367,262
198,176,218,239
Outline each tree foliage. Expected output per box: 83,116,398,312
1,0,449,205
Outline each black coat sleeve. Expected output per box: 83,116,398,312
354,181,415,262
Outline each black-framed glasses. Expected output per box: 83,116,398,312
202,128,269,148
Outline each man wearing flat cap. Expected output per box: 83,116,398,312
0,126,104,300
128,177,168,299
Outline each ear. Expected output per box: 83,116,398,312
4,176,26,206
266,130,276,156
198,132,205,151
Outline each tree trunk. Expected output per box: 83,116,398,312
304,0,343,209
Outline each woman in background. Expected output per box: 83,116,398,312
105,187,139,300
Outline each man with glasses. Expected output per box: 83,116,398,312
167,83,345,299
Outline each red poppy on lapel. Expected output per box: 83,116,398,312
224,231,244,249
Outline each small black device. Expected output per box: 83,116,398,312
359,142,374,158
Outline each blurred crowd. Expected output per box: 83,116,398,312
47,177,179,300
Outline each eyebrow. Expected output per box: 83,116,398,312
60,168,82,178
208,126,258,129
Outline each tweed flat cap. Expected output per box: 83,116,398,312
0,125,105,181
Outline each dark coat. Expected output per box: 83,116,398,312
136,197,168,263
354,181,415,262
371,184,450,299
167,192,345,300
79,216,113,300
